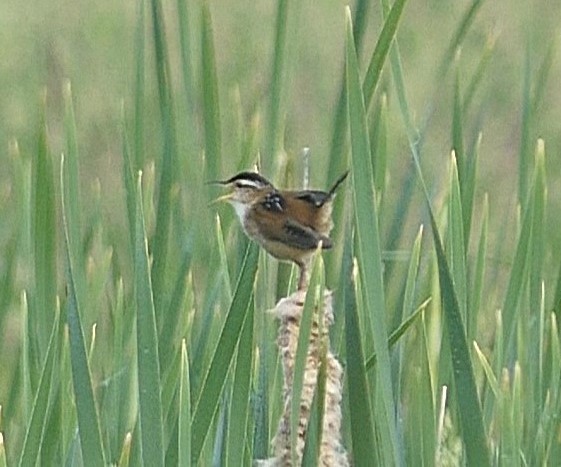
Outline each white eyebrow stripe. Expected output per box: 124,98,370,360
235,179,261,189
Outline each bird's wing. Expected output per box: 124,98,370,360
279,219,332,250
254,198,332,250
292,190,329,207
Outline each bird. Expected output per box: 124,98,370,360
212,170,348,290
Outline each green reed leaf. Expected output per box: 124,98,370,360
178,340,191,465
61,155,107,466
191,242,258,463
17,311,60,467
225,299,254,467
134,171,165,467
345,7,400,463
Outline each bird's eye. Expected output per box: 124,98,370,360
235,180,257,189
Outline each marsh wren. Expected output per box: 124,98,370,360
213,171,348,290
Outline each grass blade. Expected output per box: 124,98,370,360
452,65,465,189
262,0,304,175
436,0,485,79
383,0,483,260
61,155,107,466
263,0,288,174
370,93,388,196
31,104,57,358
289,252,323,463
302,348,327,465
17,311,60,467
0,434,5,467
426,209,490,466
118,433,133,467
452,60,467,186
376,2,490,462
468,194,488,340
519,45,532,205
62,82,83,271
463,35,496,113
225,299,254,467
134,171,165,467
529,140,546,324
133,0,146,170
121,106,137,253
191,241,258,463
501,156,540,359
201,1,221,182
402,72,490,467
448,153,467,319
252,333,272,459
176,0,196,132
362,0,408,109
345,7,399,463
326,0,371,177
545,314,561,457
178,340,191,465
215,215,233,301
148,0,178,316
418,314,437,466
398,225,424,331
473,341,500,397
517,44,552,206
326,0,388,283
343,227,376,463
365,297,431,371
159,236,194,368
462,133,482,260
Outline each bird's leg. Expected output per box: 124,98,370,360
297,261,310,290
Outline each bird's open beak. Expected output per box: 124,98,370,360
208,191,234,206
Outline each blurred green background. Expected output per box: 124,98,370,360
1,0,561,464
3,0,560,195
3,0,558,321
2,0,560,257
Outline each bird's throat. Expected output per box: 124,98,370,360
230,200,250,228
